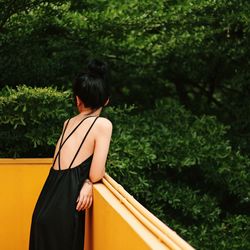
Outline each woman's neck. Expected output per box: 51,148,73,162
78,107,102,117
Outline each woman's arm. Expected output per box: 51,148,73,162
75,118,112,211
89,118,113,183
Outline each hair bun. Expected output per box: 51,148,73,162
87,59,107,78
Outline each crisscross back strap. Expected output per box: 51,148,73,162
51,116,96,169
51,118,70,169
58,118,70,170
68,116,99,169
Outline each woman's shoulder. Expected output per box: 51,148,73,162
62,115,112,131
95,117,112,131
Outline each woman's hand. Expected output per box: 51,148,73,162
76,179,93,211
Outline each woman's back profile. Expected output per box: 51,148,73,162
29,59,112,250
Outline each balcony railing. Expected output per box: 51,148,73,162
0,158,195,250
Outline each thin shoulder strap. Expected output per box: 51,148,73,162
68,116,99,169
51,116,95,169
51,118,70,169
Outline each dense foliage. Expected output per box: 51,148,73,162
0,86,249,249
1,0,250,154
1,0,250,248
0,86,73,157
108,99,250,249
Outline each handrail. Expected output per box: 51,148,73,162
103,173,195,250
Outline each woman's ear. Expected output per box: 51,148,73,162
76,96,84,112
76,96,81,107
104,98,110,107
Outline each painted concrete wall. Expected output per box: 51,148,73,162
0,159,194,250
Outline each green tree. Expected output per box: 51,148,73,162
1,0,250,153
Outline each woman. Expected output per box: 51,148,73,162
29,59,113,250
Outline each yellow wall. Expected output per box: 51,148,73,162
0,159,51,250
85,184,170,250
0,159,194,250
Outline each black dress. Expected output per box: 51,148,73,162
29,116,98,250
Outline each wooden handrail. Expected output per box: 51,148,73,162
103,173,195,250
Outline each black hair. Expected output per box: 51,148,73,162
73,59,110,110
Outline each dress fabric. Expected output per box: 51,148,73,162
29,116,98,250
